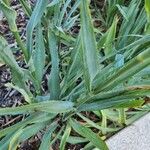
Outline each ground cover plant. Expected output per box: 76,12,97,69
0,0,150,149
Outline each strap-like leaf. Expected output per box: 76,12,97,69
0,2,28,60
39,122,58,150
80,0,98,91
77,113,120,133
69,119,108,150
59,124,71,150
0,113,56,138
78,98,145,112
48,31,60,100
26,0,48,54
9,122,48,150
104,16,118,56
9,129,23,150
94,48,150,92
0,131,17,150
145,0,150,33
0,36,30,94
0,101,74,115
20,122,48,141
32,24,46,91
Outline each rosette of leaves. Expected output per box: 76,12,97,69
0,0,149,149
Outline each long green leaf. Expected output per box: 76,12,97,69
80,0,98,91
77,113,120,133
32,24,46,91
9,122,48,150
104,16,118,56
94,48,150,93
66,136,88,144
9,129,23,150
114,99,144,108
19,0,32,16
59,124,71,150
20,122,48,142
0,113,56,138
0,101,74,115
78,98,145,112
48,30,60,100
0,131,17,150
69,119,108,150
26,0,48,54
0,36,30,95
39,122,58,150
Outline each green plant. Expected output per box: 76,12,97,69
0,0,150,149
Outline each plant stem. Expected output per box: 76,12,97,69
13,31,29,62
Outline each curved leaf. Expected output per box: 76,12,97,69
69,119,108,150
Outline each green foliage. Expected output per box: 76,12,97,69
0,0,150,149
80,0,98,91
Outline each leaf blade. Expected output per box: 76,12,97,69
69,119,108,150
0,101,74,115
26,0,48,54
80,0,98,91
48,31,60,100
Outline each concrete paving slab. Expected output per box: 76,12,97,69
106,113,150,150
